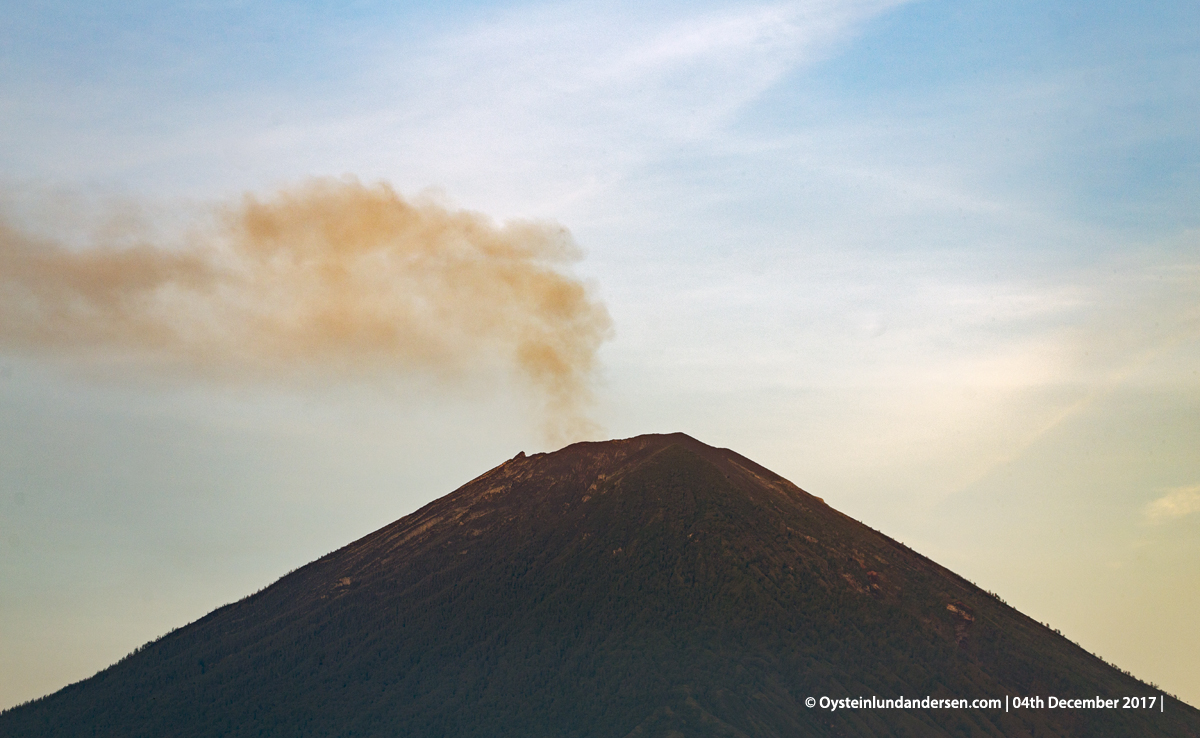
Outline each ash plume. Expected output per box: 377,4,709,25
0,178,612,441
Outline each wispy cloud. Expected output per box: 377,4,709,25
1145,485,1200,523
341,0,911,214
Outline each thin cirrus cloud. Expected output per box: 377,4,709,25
0,1,915,209
386,1,907,175
1145,485,1200,523
166,0,913,212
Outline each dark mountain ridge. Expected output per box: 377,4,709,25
3,432,1197,736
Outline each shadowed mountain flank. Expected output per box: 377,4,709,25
3,433,1197,737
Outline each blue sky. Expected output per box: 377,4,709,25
2,0,1198,709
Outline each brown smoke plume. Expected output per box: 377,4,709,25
0,178,612,441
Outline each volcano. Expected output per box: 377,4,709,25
2,433,1197,737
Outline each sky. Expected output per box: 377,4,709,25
2,0,1198,710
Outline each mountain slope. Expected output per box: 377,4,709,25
3,433,1197,737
